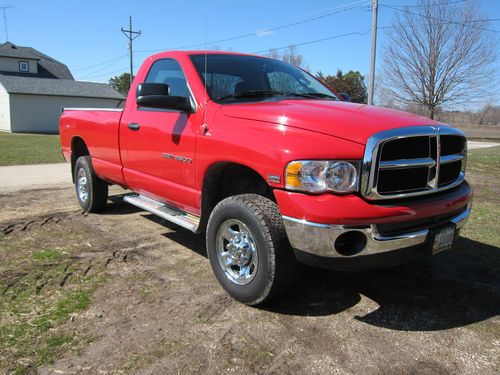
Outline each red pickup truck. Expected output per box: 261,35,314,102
60,51,472,305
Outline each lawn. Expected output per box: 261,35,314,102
460,146,500,246
0,132,64,166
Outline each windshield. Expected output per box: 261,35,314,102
190,54,339,103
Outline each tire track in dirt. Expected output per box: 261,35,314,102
1,208,167,299
1,212,75,235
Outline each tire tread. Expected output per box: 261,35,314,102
74,156,108,213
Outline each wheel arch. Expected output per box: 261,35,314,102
70,136,90,182
199,161,275,231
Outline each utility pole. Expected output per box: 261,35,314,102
121,16,141,87
0,6,14,42
367,0,378,105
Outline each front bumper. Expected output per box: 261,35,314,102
277,178,472,271
283,203,471,259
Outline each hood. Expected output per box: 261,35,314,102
221,100,441,145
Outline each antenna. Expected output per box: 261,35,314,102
0,5,14,42
202,14,208,134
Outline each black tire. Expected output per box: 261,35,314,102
206,194,296,305
74,156,108,212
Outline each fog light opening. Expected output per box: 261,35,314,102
334,231,367,256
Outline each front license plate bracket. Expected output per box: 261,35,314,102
432,225,456,254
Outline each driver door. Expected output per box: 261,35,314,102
120,58,198,212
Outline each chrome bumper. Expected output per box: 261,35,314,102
282,204,471,258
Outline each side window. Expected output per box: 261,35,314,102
145,59,190,98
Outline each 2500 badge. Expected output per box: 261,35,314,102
161,153,192,163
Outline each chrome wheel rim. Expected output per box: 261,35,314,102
216,219,258,285
76,168,89,203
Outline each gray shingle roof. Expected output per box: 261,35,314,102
0,75,125,99
0,42,39,59
0,42,74,79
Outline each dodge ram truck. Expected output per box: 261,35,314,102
60,51,472,305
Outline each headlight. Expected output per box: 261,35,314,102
285,160,360,193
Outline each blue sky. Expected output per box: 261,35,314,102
3,0,499,91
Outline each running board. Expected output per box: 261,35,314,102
123,194,200,232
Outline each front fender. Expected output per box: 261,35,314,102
196,117,365,192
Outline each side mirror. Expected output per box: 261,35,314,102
339,92,351,102
136,83,194,113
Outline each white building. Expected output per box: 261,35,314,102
0,42,124,133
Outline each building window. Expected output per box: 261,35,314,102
19,61,29,72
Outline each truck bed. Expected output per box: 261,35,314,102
59,108,125,185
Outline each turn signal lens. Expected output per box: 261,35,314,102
285,161,303,188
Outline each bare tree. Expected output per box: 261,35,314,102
382,0,497,119
477,103,494,125
267,46,308,69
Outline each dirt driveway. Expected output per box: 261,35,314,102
0,183,498,375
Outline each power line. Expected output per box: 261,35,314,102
461,18,500,23
78,55,127,80
79,66,129,81
384,0,466,8
70,1,368,76
83,29,380,81
72,55,127,72
381,4,500,33
275,0,370,21
84,27,382,81
136,0,370,54
252,29,372,54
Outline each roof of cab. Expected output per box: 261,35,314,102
146,50,263,60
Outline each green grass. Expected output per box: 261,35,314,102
461,200,500,247
466,146,500,174
461,146,500,247
0,132,64,166
32,248,65,262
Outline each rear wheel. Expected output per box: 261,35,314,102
206,194,296,305
74,156,108,212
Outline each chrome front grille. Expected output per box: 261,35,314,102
361,126,466,200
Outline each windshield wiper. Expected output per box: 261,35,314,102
303,92,339,100
217,90,322,101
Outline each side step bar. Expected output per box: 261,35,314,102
123,194,200,233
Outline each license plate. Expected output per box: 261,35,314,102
432,226,456,254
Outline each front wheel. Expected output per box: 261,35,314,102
74,156,108,212
206,194,296,305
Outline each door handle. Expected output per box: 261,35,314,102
128,123,140,131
